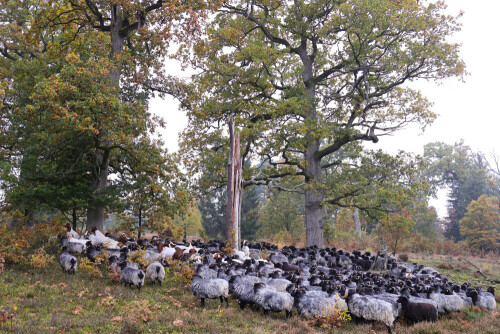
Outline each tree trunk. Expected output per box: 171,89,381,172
72,206,78,231
304,140,325,247
225,117,242,250
138,207,142,240
86,4,123,232
353,208,362,237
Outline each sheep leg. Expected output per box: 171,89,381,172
224,297,228,308
219,296,223,305
386,325,392,334
200,298,205,308
239,301,246,310
286,310,292,319
263,309,269,317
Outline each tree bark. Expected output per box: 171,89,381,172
353,208,362,237
138,207,142,240
86,4,123,232
304,143,325,247
225,117,242,250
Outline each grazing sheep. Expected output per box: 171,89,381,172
229,275,262,309
146,261,166,285
59,246,77,274
253,282,293,318
397,295,437,324
190,274,229,308
119,262,145,291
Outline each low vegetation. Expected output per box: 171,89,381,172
0,234,498,333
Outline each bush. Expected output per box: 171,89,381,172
0,211,65,267
398,253,409,262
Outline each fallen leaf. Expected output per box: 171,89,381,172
173,319,183,326
78,288,89,298
58,283,67,289
34,281,42,287
72,305,82,315
111,316,123,322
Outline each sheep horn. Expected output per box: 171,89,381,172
342,287,349,299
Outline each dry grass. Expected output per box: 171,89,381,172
0,253,499,333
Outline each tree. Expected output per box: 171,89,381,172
199,188,226,239
459,195,500,253
375,208,415,255
424,141,498,241
241,185,265,241
171,201,204,240
27,0,213,231
116,139,189,239
256,189,304,242
180,0,465,246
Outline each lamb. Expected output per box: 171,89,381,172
397,295,437,325
190,274,229,308
253,282,294,318
59,246,77,274
145,261,166,285
119,262,145,291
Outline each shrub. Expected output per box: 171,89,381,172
398,253,409,262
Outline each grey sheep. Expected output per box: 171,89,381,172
60,237,86,254
119,262,145,291
468,288,496,310
345,290,397,334
59,246,77,274
253,282,293,318
427,287,464,314
146,260,166,285
190,274,229,308
229,275,262,309
293,289,347,318
397,295,437,325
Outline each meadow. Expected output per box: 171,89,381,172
1,250,498,334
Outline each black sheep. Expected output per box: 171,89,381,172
397,296,438,325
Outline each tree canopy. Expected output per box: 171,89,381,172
179,0,464,246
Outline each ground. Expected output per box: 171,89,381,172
0,253,498,333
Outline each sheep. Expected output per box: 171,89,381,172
344,289,397,334
60,236,86,254
397,295,437,325
59,246,77,274
145,260,166,285
229,275,262,309
293,289,347,318
119,262,145,291
253,282,294,318
85,241,101,262
468,288,496,310
427,286,464,314
190,274,229,308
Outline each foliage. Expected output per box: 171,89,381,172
375,208,415,255
170,200,204,239
314,302,351,329
459,195,500,253
0,211,64,266
240,185,265,241
198,187,226,239
424,141,499,241
179,0,465,246
256,189,304,243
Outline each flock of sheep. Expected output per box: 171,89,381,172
59,225,497,333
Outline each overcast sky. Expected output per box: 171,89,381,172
150,0,500,218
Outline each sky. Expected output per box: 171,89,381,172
149,0,500,218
